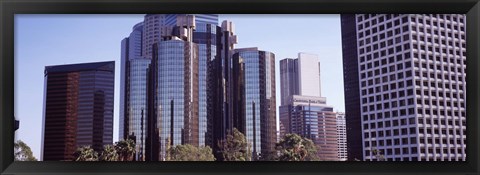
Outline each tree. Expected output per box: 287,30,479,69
275,133,319,161
218,128,252,161
73,146,98,161
371,148,386,161
99,144,119,161
168,144,215,161
258,150,279,161
14,140,37,161
115,138,136,161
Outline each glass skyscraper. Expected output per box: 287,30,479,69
232,48,277,158
128,58,151,160
42,61,114,161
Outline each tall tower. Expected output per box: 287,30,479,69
152,15,200,160
121,14,220,161
340,14,363,161
342,14,466,161
279,53,321,105
42,61,115,161
232,47,277,158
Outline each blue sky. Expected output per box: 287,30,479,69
14,14,344,159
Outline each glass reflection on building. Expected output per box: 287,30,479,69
127,58,151,161
232,48,276,158
42,61,114,161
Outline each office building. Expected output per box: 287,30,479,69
143,14,219,59
231,47,277,159
42,61,114,161
280,53,321,105
340,14,364,161
279,52,344,161
341,14,466,161
336,112,348,161
149,15,200,160
206,20,238,160
279,95,339,161
120,21,145,139
120,14,221,161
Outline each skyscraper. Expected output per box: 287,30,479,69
121,14,220,161
280,53,321,105
279,52,341,161
206,20,238,160
279,95,339,161
341,14,467,161
42,61,114,161
120,21,144,140
231,47,277,158
142,14,219,59
340,14,363,161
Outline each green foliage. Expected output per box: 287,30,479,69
99,144,119,161
275,134,319,161
168,144,215,161
371,148,386,161
73,138,135,161
218,128,252,161
73,146,98,161
14,140,37,161
114,138,136,161
258,150,279,161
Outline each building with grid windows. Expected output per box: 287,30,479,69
279,95,339,161
336,112,348,161
279,53,342,161
341,14,466,161
42,61,115,161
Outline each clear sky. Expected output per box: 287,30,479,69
14,14,344,160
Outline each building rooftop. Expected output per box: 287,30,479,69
45,61,114,76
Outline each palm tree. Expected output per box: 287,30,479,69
115,139,136,161
73,146,98,161
100,145,118,161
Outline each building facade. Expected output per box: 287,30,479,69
42,61,114,161
336,112,348,161
340,14,364,161
279,53,321,105
342,14,467,161
231,48,277,159
279,95,339,161
120,21,145,141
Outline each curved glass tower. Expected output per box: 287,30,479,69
232,48,276,159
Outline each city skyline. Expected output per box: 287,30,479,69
15,14,344,159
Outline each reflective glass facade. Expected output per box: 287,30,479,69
120,22,144,141
232,49,276,157
43,61,114,161
128,58,151,160
193,23,218,146
157,39,199,159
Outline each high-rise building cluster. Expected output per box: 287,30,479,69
119,14,277,161
279,53,347,161
40,14,467,162
341,14,467,161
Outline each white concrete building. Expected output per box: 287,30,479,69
355,14,466,161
